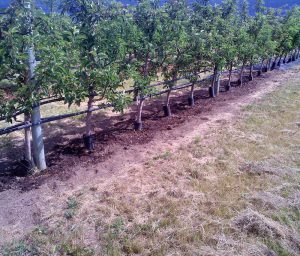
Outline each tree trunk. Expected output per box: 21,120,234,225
134,99,144,131
263,58,268,72
31,106,47,171
239,61,245,86
258,59,264,76
24,114,32,168
28,44,46,170
292,50,296,61
286,52,290,62
271,57,278,70
164,73,176,116
249,61,254,81
188,83,195,106
209,66,218,98
283,53,287,64
133,52,150,130
226,62,233,91
277,55,283,67
215,72,221,96
267,58,272,71
163,90,172,117
85,96,94,136
84,95,94,151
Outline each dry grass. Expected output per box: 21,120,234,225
1,70,300,255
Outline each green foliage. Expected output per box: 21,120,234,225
0,0,81,121
0,0,300,123
57,243,94,256
64,196,79,219
263,239,291,256
129,0,164,96
160,0,190,86
2,240,39,256
60,0,131,112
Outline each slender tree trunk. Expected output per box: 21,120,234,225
31,106,46,170
292,50,296,61
85,95,94,136
286,54,288,63
133,88,138,102
249,61,254,81
188,83,195,106
209,66,218,97
287,52,292,63
263,58,268,71
24,113,32,167
215,72,221,96
258,59,264,76
267,58,272,71
277,55,283,67
239,61,245,86
283,53,288,63
84,94,94,151
134,99,144,131
164,73,176,116
226,62,233,91
25,0,46,171
28,41,46,170
264,59,269,72
134,52,150,130
286,53,291,63
271,57,278,70
164,90,172,117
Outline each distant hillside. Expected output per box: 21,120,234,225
1,0,300,11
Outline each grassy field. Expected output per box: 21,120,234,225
1,72,300,255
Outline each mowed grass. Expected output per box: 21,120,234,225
1,73,300,255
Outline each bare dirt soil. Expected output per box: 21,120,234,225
0,60,300,254
0,69,287,191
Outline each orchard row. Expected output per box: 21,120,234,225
0,0,300,171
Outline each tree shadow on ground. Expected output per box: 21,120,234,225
0,69,272,180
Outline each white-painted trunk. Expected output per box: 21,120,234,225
85,95,94,136
31,106,46,170
24,114,32,164
190,83,195,99
166,90,171,107
136,99,144,124
215,72,221,96
25,3,47,171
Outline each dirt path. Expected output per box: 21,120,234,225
1,60,300,246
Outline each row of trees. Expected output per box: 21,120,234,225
1,0,300,171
